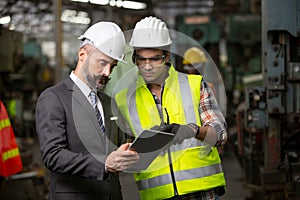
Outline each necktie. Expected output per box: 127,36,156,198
89,91,106,135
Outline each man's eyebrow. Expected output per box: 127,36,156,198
98,58,117,65
98,58,110,63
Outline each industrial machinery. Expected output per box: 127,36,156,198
0,27,50,200
226,12,262,107
236,0,300,199
175,14,221,72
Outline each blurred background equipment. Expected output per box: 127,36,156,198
0,25,50,200
233,0,300,199
0,0,299,199
182,47,208,75
181,46,224,112
0,100,23,177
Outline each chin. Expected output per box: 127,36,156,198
142,76,154,82
96,84,106,91
144,79,154,84
146,78,161,84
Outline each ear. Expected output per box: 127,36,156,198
132,50,136,64
78,48,87,62
165,51,171,63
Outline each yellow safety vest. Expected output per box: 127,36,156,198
115,66,226,200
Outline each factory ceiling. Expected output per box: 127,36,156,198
0,0,249,39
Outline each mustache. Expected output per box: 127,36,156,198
98,75,111,85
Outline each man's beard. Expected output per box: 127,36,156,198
96,75,110,91
82,59,110,91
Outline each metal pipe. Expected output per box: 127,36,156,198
53,0,64,83
5,169,45,181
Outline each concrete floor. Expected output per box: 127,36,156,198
220,146,252,200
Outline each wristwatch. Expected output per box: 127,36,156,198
188,123,199,136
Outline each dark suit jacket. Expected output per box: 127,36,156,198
35,77,123,200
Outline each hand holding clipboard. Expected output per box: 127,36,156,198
128,129,174,171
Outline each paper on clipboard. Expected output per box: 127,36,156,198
128,129,174,171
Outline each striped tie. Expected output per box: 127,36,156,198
89,91,106,135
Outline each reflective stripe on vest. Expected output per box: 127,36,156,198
137,161,223,190
178,72,196,123
114,66,226,200
0,119,10,131
0,118,21,162
0,101,23,177
2,148,20,161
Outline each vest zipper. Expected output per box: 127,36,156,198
151,84,179,197
168,148,179,196
162,98,178,196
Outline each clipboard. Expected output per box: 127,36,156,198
128,129,174,171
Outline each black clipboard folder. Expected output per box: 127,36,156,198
128,129,174,171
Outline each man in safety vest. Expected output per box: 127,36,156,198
182,47,208,75
182,47,218,96
114,16,227,200
182,47,227,117
0,100,23,178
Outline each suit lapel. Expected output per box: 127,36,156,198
77,88,101,129
66,78,105,139
64,78,119,154
63,78,107,156
98,91,121,153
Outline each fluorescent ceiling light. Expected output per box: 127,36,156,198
9,24,16,30
69,0,147,10
0,16,11,24
90,0,109,5
116,0,123,7
109,0,116,6
123,1,147,9
70,0,89,2
61,9,91,24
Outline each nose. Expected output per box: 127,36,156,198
143,62,153,71
145,58,151,64
102,65,111,77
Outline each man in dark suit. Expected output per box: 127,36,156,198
35,22,139,200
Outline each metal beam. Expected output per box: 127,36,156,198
53,0,64,83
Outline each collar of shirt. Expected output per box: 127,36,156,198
69,71,105,123
70,71,92,99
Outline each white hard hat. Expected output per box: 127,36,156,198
129,16,172,48
78,22,126,62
